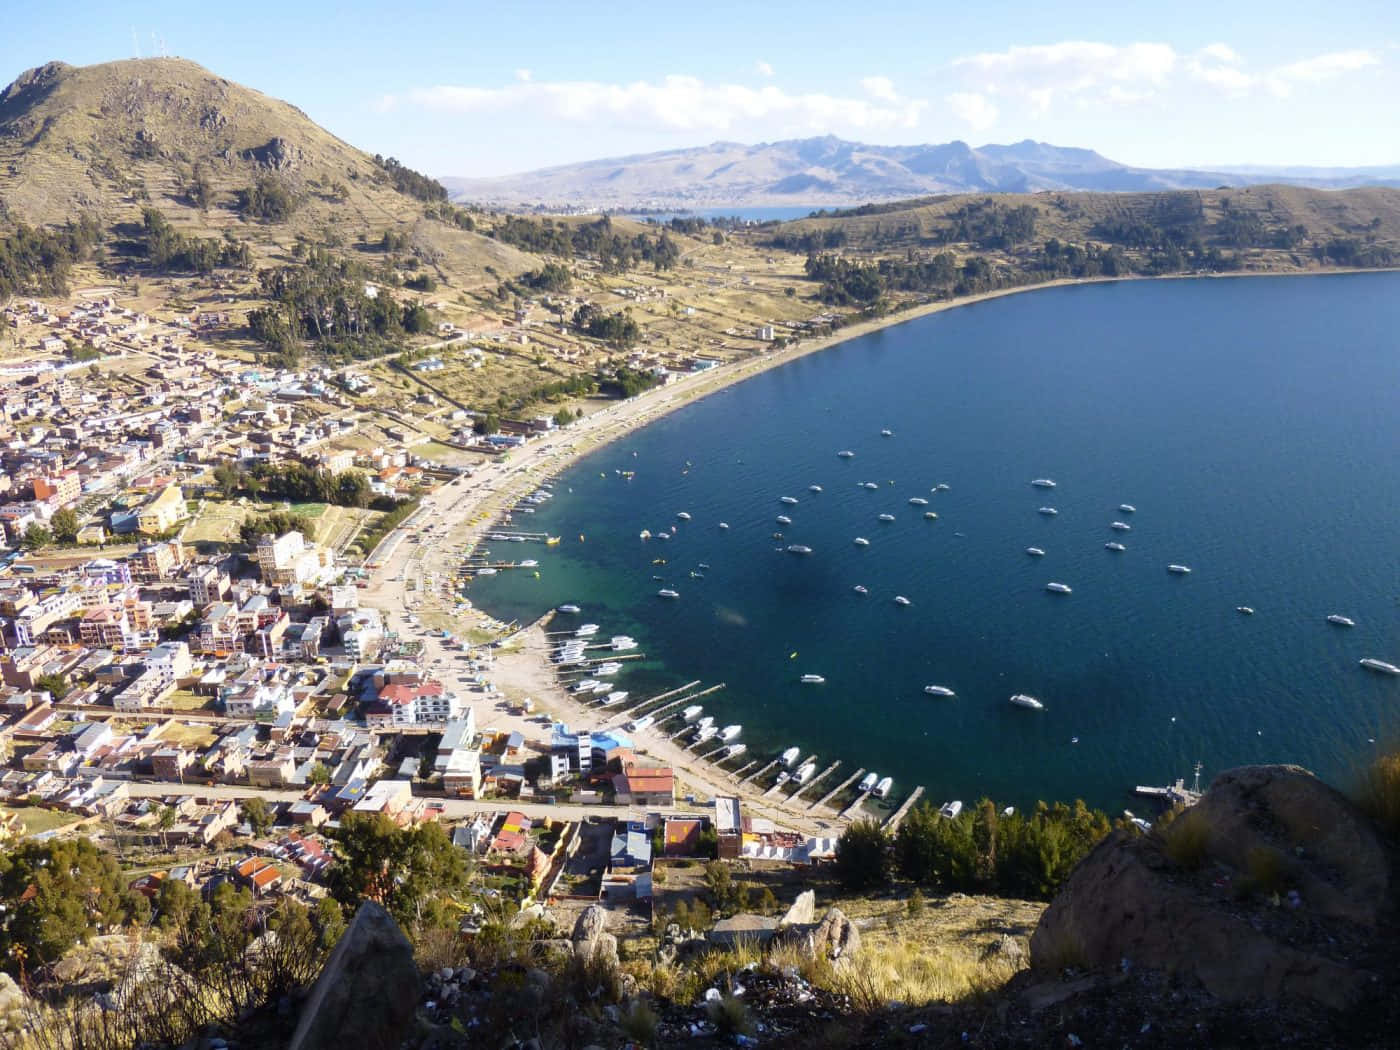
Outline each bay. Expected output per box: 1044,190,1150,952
469,273,1400,812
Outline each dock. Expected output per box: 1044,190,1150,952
765,755,815,798
883,786,925,832
810,767,864,812
789,760,840,803
621,681,724,721
740,759,780,786
1134,764,1204,808
608,680,701,718
730,760,758,780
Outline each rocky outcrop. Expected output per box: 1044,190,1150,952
778,888,816,928
1031,764,1392,1010
811,906,861,961
571,903,618,964
288,901,419,1050
243,135,303,170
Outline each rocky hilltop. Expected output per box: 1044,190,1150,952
265,763,1397,1049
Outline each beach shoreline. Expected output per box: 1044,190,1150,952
368,265,1392,831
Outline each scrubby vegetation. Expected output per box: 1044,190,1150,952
0,215,102,299
139,208,250,273
492,215,681,273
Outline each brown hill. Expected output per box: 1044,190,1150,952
0,57,536,285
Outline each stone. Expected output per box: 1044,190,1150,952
572,904,609,944
778,888,816,928
0,973,25,1015
982,934,1026,966
1030,764,1382,1010
811,906,861,961
287,901,420,1050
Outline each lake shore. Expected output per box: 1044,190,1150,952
385,265,1394,828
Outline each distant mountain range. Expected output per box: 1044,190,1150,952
442,136,1400,211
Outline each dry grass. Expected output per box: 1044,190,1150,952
1359,752,1400,835
1162,806,1212,870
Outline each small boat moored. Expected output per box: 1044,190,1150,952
786,544,813,555
1360,658,1400,675
939,800,964,819
682,705,705,722
800,674,826,685
1010,694,1045,710
878,513,896,522
1167,564,1192,574
1327,614,1356,627
873,776,894,798
780,496,800,505
924,685,955,697
893,595,911,606
557,604,581,614
657,588,680,599
853,584,869,594
1119,504,1137,513
1031,479,1057,489
838,450,855,458
1038,507,1058,516
1046,582,1073,594
1105,542,1126,552
1111,521,1132,531
1237,606,1255,615
859,772,878,793
781,746,801,767
1026,547,1046,557
853,537,870,546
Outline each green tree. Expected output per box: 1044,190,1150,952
307,762,332,787
49,507,79,543
34,672,70,700
241,796,273,837
21,523,51,550
835,819,890,891
325,812,469,928
158,805,178,849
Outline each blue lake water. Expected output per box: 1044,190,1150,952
469,273,1400,813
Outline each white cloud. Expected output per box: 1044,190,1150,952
953,41,1178,111
514,68,532,82
755,60,774,78
945,91,998,130
379,74,928,133
861,75,898,102
1185,46,1380,98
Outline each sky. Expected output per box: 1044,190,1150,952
4,0,1398,178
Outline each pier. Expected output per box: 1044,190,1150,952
789,760,840,803
810,767,864,812
740,759,780,786
730,760,759,780
765,755,815,797
883,786,925,832
608,680,701,718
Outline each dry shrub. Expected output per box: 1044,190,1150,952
1162,806,1212,870
1359,751,1400,834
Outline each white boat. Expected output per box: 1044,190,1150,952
894,595,911,606
935,483,950,491
1327,615,1356,627
786,544,813,554
878,513,896,522
657,588,680,598
1119,504,1137,513
776,515,792,525
1010,694,1045,710
853,584,868,594
719,724,742,742
809,484,823,493
924,511,938,520
1167,564,1192,574
476,567,497,576
873,776,894,798
1026,547,1046,557
859,772,878,793
924,685,955,697
639,529,652,540
800,674,826,684
838,450,855,458
1046,582,1072,594
1038,507,1058,516
1110,521,1132,531
1031,479,1057,488
780,496,799,505
909,497,929,506
576,624,600,637
682,705,704,721
557,604,581,614
519,559,538,568
1237,606,1255,615
573,679,601,693
694,725,718,743
676,511,691,521
1360,658,1400,675
861,481,879,490
718,522,729,529
781,746,801,767
696,716,714,729
625,713,652,730
612,638,638,651
1105,542,1126,552
774,771,790,786
881,428,893,437
595,662,623,676
604,691,631,707
939,800,964,819
723,744,747,760
591,681,612,694
793,761,816,784
853,537,870,546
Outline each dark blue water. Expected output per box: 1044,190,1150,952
470,274,1400,812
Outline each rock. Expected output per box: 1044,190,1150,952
981,934,1026,967
572,904,609,945
526,968,551,992
1020,976,1101,1013
0,973,25,1015
287,901,420,1050
1030,764,1381,1010
811,906,861,961
779,888,816,928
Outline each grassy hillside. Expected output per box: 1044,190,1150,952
0,57,537,287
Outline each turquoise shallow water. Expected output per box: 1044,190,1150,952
469,273,1400,812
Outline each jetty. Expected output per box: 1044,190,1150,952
789,759,841,803
810,767,864,812
883,786,925,832
1134,763,1204,808
741,759,780,786
609,680,701,717
730,760,759,780
765,755,815,797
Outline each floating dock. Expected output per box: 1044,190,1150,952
810,767,864,812
789,760,841,803
883,786,925,831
